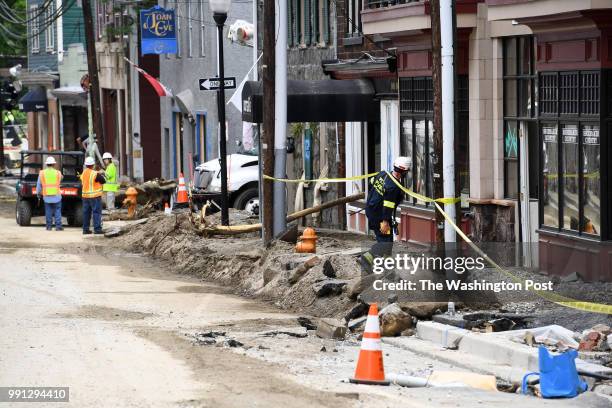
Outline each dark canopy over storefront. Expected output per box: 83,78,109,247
18,87,48,112
241,79,380,123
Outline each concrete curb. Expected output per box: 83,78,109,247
414,321,612,377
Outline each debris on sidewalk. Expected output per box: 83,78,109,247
579,325,611,352
312,279,347,297
379,303,413,337
316,318,347,340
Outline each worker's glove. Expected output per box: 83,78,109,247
379,220,391,235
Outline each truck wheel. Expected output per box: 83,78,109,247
233,187,259,216
68,202,83,227
16,200,32,226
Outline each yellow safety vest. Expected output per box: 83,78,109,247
81,168,103,198
39,168,61,196
103,162,119,192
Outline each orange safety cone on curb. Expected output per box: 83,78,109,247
164,202,172,216
176,173,188,204
350,303,390,385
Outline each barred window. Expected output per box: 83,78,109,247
538,71,600,117
559,72,579,115
539,73,557,116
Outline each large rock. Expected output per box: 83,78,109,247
288,256,321,284
316,318,347,340
398,302,448,319
312,279,347,297
347,274,377,300
379,303,413,337
322,259,336,278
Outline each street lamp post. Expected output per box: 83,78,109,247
210,0,231,226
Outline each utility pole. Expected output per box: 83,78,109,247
430,0,445,244
262,0,275,243
273,0,287,236
440,0,456,243
82,0,105,153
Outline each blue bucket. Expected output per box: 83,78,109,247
522,346,587,398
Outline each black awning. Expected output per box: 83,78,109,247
242,79,380,123
18,87,48,112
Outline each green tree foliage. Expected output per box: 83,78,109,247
0,0,27,57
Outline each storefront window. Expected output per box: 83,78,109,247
399,76,469,207
542,123,558,228
415,119,427,205
561,124,579,230
401,118,413,191
582,124,600,235
503,36,536,200
504,121,518,199
537,69,602,237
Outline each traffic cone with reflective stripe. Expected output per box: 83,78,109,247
176,173,188,205
350,303,390,385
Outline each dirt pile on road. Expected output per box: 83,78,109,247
114,211,370,318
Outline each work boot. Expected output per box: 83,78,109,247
56,227,64,231
46,226,52,231
83,230,92,235
94,230,104,235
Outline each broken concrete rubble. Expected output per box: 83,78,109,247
288,256,321,284
316,318,347,340
312,279,347,297
322,259,336,278
399,302,448,319
297,317,317,331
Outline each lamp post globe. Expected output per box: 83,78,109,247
210,0,231,16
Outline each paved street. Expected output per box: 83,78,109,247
0,195,610,407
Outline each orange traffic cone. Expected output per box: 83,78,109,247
164,202,172,216
350,303,390,385
176,173,188,204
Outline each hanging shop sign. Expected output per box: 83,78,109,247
140,6,177,55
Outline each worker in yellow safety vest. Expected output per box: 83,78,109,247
81,156,106,234
102,152,118,211
36,156,63,231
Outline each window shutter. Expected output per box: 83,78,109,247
291,0,298,46
322,0,329,44
311,0,318,45
287,0,293,47
304,0,311,45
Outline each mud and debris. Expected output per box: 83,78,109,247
113,209,612,336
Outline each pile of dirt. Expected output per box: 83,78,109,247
114,211,370,319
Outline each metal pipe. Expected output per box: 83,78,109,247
441,0,456,243
273,0,288,236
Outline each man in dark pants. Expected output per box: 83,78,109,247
360,156,411,272
81,156,106,234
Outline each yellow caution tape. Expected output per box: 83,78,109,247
383,171,460,204
266,170,609,313
264,171,461,204
263,172,379,183
432,201,612,315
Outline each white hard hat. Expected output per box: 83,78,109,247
84,156,95,166
45,156,56,165
393,156,411,172
102,152,113,160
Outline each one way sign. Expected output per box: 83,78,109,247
199,77,237,90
